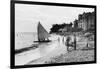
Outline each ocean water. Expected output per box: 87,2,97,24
15,32,38,50
15,32,59,50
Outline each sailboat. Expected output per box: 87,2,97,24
34,22,51,42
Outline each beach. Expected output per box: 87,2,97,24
27,35,94,65
15,33,94,65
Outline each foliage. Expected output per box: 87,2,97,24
49,23,73,33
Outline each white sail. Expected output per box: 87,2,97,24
38,22,50,41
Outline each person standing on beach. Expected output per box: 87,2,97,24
62,36,65,43
65,36,71,52
73,34,77,50
58,37,60,42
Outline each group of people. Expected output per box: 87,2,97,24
65,35,77,52
58,35,77,52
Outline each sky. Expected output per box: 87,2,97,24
15,4,94,33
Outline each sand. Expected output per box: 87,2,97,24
15,35,95,65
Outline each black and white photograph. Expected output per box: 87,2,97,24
11,1,96,68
